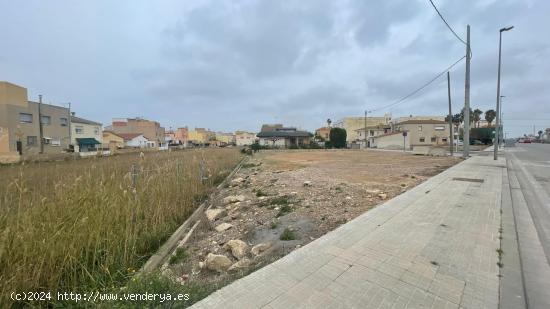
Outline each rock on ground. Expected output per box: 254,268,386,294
223,195,246,204
224,239,249,260
205,208,226,221
228,258,251,271
215,223,233,232
204,253,232,272
251,242,272,257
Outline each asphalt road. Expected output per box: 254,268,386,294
506,143,550,262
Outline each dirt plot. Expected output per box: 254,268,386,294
164,150,461,290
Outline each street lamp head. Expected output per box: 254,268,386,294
500,26,514,32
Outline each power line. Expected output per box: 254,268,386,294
428,0,467,46
370,55,466,112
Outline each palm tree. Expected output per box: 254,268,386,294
327,118,332,128
485,109,497,127
460,107,474,124
473,109,483,128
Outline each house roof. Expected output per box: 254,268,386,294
397,119,447,125
118,133,146,141
76,138,101,145
257,130,311,138
71,116,102,126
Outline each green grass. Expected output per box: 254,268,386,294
280,228,296,241
270,221,279,229
276,204,293,218
0,148,242,307
255,190,268,197
169,247,189,265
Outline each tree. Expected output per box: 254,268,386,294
444,113,461,125
460,107,474,124
538,130,543,140
485,109,497,126
326,118,332,127
329,127,347,149
473,109,483,128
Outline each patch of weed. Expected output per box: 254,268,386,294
169,247,188,265
280,228,296,241
276,204,293,217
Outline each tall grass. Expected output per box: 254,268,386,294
0,148,241,306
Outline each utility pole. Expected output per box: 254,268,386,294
364,110,367,149
68,102,72,152
38,94,44,154
494,26,514,160
463,25,471,158
447,72,453,156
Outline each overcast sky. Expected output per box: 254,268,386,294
1,0,548,137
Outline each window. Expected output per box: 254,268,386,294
60,118,68,126
418,125,422,131
51,139,61,146
43,137,51,144
40,115,51,125
19,113,33,123
434,126,445,131
419,137,425,142
75,126,84,134
94,127,99,135
431,137,436,142
442,138,448,142
27,136,37,146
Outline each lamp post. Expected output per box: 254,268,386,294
494,26,513,160
499,95,505,145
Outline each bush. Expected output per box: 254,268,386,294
329,128,347,148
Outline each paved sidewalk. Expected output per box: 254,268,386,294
192,156,504,309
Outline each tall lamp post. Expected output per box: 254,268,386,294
499,95,505,145
494,26,514,160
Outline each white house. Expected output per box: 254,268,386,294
235,131,257,146
120,133,154,148
70,115,103,152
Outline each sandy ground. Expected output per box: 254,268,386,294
165,150,462,286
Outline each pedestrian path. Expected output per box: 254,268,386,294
191,156,505,309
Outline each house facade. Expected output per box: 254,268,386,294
71,115,102,152
188,128,215,145
394,119,450,149
235,131,256,146
333,114,391,145
120,133,153,148
0,81,70,158
215,132,235,146
102,130,124,150
355,124,391,148
315,127,331,141
105,118,165,147
257,125,311,148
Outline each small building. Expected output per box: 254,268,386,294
235,131,257,146
333,114,392,144
315,127,331,141
102,131,125,150
257,125,311,148
355,124,392,148
215,132,235,146
70,115,102,152
120,133,154,148
105,117,165,147
188,128,216,146
394,119,450,150
372,131,410,150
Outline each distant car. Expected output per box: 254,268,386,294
518,138,532,143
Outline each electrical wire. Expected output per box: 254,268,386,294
370,55,466,112
428,0,467,46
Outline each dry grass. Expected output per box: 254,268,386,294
0,148,241,306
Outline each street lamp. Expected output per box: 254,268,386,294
499,95,505,144
494,26,513,160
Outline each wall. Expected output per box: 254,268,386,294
373,133,409,150
29,102,71,154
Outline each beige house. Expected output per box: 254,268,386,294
0,81,70,159
105,118,165,147
355,124,392,148
71,115,102,152
235,131,256,146
102,130,124,151
394,119,450,149
188,128,216,145
333,114,392,145
215,132,235,145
